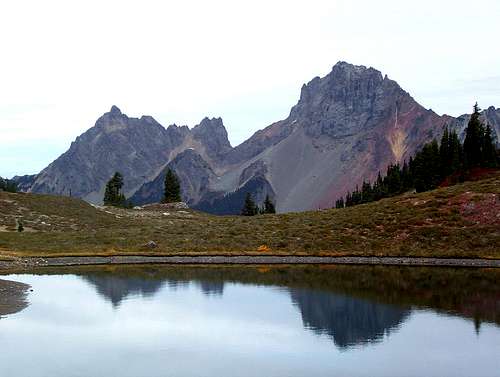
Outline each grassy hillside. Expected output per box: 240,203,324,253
0,172,498,258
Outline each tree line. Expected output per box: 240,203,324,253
241,193,276,216
335,104,498,209
0,177,17,193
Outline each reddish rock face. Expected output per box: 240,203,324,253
233,62,454,211
228,62,495,212
315,91,451,210
14,62,499,213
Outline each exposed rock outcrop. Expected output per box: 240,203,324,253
130,149,218,207
17,62,499,214
23,108,232,205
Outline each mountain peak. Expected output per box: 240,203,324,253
192,117,232,158
22,62,500,214
331,61,380,75
332,60,365,70
110,105,122,115
195,117,224,130
291,61,386,124
330,61,382,79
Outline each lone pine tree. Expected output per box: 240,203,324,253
241,192,258,216
103,172,127,207
163,169,182,203
463,103,485,168
482,124,498,167
262,195,276,214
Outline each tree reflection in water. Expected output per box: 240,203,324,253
72,264,499,348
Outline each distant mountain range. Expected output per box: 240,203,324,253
12,62,500,213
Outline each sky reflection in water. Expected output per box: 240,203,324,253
0,266,499,377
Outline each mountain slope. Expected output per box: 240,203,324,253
29,106,183,202
212,62,450,212
25,106,231,204
130,149,218,206
209,63,498,212
16,62,499,213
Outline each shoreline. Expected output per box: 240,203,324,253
0,255,499,270
0,278,30,317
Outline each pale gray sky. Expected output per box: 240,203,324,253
1,0,499,178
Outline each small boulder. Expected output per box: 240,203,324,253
144,240,158,249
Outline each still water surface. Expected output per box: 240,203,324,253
0,265,499,377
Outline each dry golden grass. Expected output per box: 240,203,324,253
0,172,498,258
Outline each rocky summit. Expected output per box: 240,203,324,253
15,62,500,213
23,107,232,204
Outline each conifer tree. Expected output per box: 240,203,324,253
163,169,182,203
463,103,485,168
439,127,451,177
351,185,361,205
241,193,257,216
401,160,412,191
373,172,385,200
385,163,402,195
361,181,373,203
103,172,126,207
335,197,344,209
334,106,497,209
413,140,441,192
0,177,18,193
449,129,463,174
482,124,498,167
262,195,276,214
345,192,353,207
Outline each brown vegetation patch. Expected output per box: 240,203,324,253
449,192,500,226
0,172,498,259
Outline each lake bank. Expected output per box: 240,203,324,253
0,278,30,317
0,255,499,271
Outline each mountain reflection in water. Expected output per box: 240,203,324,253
80,266,489,349
83,274,226,305
289,289,410,348
2,265,499,377
83,275,166,307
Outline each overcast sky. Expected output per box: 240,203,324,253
1,0,499,178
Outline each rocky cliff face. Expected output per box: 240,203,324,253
192,117,232,164
24,107,232,204
29,106,182,202
18,62,499,213
221,62,450,211
130,149,217,206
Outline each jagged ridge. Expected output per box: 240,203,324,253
13,62,500,213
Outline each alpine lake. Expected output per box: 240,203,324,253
1,264,499,377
